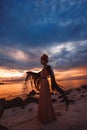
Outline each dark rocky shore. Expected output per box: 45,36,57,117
0,84,87,115
0,85,87,130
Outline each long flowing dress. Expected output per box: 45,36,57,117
38,66,56,124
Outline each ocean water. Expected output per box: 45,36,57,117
0,81,33,100
0,79,87,100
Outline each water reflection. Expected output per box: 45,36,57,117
0,79,87,100
0,82,31,100
60,79,87,90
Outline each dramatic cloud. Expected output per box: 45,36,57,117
0,0,87,73
0,0,87,46
46,40,87,70
0,40,87,71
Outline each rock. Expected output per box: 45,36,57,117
51,98,57,103
0,124,9,130
58,95,62,99
24,96,39,104
76,88,81,91
50,92,55,95
0,82,5,85
28,108,33,111
0,98,6,108
0,98,6,119
0,105,4,119
59,99,65,102
27,90,37,97
68,99,75,104
65,91,70,95
81,85,87,90
80,94,85,97
5,97,23,109
20,105,25,109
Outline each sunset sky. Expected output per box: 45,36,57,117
0,0,87,82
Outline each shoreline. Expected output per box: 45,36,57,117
0,85,87,130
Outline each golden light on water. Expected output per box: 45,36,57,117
0,66,87,100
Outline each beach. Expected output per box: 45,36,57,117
1,85,87,130
1,1,87,130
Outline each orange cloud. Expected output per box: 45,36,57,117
0,67,23,78
0,66,87,84
54,66,87,81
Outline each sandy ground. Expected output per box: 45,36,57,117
1,87,87,130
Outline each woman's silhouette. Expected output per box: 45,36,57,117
25,54,69,122
38,54,56,123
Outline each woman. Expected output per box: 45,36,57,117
38,54,56,124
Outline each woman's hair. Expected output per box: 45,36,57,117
40,54,49,63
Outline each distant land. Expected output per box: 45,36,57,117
0,82,5,85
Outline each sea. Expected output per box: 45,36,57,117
0,79,87,100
